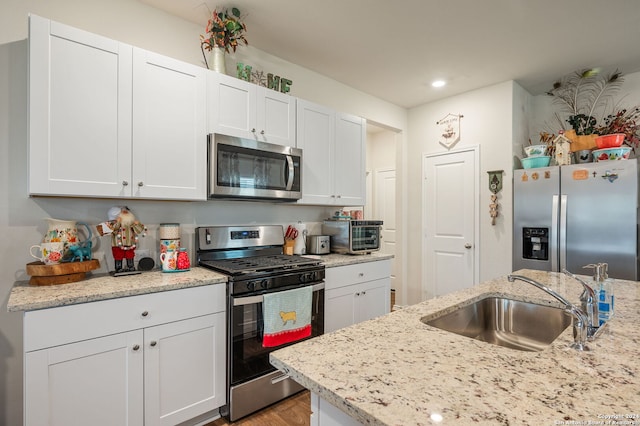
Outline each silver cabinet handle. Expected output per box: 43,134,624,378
141,311,149,317
260,130,265,135
132,344,140,351
251,128,256,133
122,181,129,186
150,341,157,347
138,181,144,187
464,243,472,249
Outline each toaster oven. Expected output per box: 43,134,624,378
322,219,383,254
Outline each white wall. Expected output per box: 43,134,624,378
406,81,518,303
0,1,408,425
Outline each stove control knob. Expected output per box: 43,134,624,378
260,279,269,289
247,281,256,292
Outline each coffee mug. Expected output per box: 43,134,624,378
30,242,65,265
159,250,178,272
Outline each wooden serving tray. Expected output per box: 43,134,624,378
26,259,100,285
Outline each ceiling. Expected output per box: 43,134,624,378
139,0,640,109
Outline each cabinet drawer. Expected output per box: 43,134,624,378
24,284,225,352
325,260,390,290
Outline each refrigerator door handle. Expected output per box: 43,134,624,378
559,194,568,271
551,195,559,272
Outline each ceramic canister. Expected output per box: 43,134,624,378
160,238,180,254
159,223,180,239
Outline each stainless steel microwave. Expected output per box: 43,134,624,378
322,219,383,254
208,134,302,201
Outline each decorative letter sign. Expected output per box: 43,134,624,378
236,62,293,94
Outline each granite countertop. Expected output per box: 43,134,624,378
7,267,228,312
270,269,640,425
7,253,391,312
304,252,393,268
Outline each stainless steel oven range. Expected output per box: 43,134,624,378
196,225,325,422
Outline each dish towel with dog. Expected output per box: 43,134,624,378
262,286,312,347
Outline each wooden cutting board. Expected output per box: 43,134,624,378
26,259,100,285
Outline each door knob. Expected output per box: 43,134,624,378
464,243,472,249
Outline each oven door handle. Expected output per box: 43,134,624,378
233,282,325,306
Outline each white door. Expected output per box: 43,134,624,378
375,169,397,290
423,148,477,299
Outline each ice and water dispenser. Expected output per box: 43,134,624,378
522,227,549,261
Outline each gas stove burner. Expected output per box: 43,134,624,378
201,254,321,276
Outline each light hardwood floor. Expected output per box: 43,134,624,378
206,390,310,426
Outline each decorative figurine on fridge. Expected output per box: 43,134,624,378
553,131,572,166
97,206,147,276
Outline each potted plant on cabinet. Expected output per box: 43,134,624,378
200,7,248,73
546,68,624,152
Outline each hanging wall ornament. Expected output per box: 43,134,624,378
487,170,504,226
436,113,463,149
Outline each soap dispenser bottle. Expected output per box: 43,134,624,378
584,263,614,326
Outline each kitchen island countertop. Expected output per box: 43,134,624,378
7,253,392,312
270,269,640,425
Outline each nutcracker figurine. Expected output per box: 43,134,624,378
97,206,147,275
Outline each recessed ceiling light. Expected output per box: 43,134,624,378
432,80,446,88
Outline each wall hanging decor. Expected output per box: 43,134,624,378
487,170,504,226
436,113,463,149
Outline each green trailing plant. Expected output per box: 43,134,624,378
546,68,624,135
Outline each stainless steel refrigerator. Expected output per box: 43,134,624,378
513,158,639,280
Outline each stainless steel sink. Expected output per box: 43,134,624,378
423,296,572,352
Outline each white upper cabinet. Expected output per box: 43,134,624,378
296,99,366,206
209,72,296,146
28,15,207,200
296,100,335,204
132,49,206,200
29,14,133,198
335,112,366,206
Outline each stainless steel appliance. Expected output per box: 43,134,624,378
196,225,324,421
208,133,302,201
513,159,639,280
306,235,330,254
322,219,383,254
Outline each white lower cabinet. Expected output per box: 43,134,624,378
23,285,226,426
310,392,361,426
324,260,391,333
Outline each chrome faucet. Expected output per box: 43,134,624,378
507,274,589,351
561,268,600,338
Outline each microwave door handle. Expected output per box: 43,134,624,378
285,155,294,190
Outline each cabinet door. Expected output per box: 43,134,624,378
324,285,357,333
209,72,256,138
356,278,391,323
296,99,335,204
256,87,296,146
335,113,366,206
144,313,226,426
132,49,206,200
29,15,133,197
25,330,143,426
